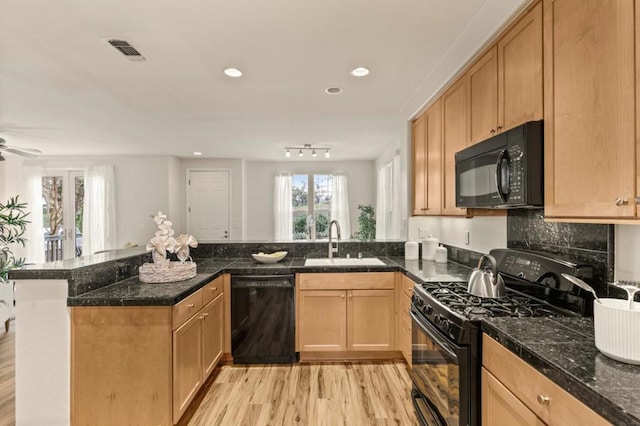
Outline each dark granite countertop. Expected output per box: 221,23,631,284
483,317,640,426
66,256,471,307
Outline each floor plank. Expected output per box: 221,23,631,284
186,362,418,426
0,320,15,426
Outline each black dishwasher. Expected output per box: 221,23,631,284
231,274,297,364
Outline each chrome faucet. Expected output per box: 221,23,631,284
328,220,341,258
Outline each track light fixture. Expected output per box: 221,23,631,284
284,144,331,159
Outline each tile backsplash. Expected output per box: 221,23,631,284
507,209,614,296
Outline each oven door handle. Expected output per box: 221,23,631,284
410,310,459,360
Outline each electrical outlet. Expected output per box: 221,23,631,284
465,231,470,245
418,228,430,238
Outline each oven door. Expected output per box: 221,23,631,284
410,309,470,426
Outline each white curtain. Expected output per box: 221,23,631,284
18,167,45,264
330,173,351,239
376,154,401,240
274,173,292,241
82,165,116,255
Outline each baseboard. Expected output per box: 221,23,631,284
299,350,404,362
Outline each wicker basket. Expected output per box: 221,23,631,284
139,261,197,283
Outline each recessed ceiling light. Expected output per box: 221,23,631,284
193,151,202,156
325,87,343,95
350,67,370,77
223,67,243,78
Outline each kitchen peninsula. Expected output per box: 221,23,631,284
9,242,640,425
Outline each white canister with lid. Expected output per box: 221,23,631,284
422,235,439,260
405,241,419,260
435,245,448,263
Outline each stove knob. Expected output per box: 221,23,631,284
441,319,451,333
433,314,442,325
425,305,433,315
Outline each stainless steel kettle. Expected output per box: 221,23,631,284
467,254,506,298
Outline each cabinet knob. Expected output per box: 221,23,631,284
537,394,550,405
198,315,205,320
211,287,217,291
490,129,496,134
341,294,345,299
187,304,195,308
615,197,628,206
496,125,503,132
421,208,427,211
203,312,209,317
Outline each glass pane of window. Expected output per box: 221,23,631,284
292,175,309,240
74,176,84,257
314,175,332,239
42,176,64,262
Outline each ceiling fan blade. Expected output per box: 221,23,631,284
3,147,39,158
6,146,42,153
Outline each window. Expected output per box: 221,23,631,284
291,174,333,240
42,171,84,261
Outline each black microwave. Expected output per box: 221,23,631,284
455,120,543,208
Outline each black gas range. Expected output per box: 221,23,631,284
410,248,595,426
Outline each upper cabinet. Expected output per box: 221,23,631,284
413,100,442,216
467,47,498,145
543,0,636,219
442,77,468,216
498,2,543,131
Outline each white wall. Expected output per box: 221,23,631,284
245,160,376,240
0,155,24,202
19,155,178,250
408,216,507,255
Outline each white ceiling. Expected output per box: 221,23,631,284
0,0,529,161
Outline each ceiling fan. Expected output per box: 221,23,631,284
0,137,42,160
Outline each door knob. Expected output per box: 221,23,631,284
615,197,628,206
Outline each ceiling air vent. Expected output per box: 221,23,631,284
107,39,146,61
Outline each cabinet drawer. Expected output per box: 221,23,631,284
173,290,203,330
401,274,415,298
482,335,609,426
202,276,224,306
299,272,394,290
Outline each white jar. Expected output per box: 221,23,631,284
405,241,419,260
422,235,439,260
435,245,448,263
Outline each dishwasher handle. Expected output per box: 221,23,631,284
231,274,294,289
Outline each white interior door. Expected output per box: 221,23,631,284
187,170,230,241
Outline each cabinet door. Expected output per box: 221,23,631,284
298,290,347,351
544,0,636,218
442,77,468,216
173,313,203,424
348,289,395,351
498,2,543,132
412,113,427,215
202,293,224,379
425,99,443,215
482,368,545,426
467,46,498,144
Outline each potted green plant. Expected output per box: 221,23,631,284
352,204,376,241
0,196,29,332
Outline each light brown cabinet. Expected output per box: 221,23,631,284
71,275,228,426
297,273,395,357
442,77,468,216
498,2,543,132
482,334,610,426
413,99,442,216
467,46,498,145
543,0,636,219
396,274,414,365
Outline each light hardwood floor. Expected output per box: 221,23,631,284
0,320,15,426
183,362,418,426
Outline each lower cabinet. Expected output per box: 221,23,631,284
173,293,224,424
482,334,610,426
397,274,414,365
71,275,227,426
297,273,396,356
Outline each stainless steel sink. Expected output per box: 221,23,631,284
304,257,385,266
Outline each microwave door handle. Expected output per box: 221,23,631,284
495,149,508,203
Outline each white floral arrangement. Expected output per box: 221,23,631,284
140,211,198,283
